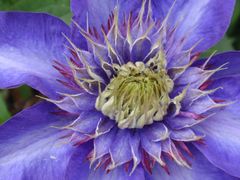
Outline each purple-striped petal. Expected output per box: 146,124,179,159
175,67,211,88
65,142,92,180
93,127,117,161
152,0,235,52
170,129,203,142
147,146,238,180
131,38,152,62
194,102,240,178
0,12,71,99
71,0,141,29
209,76,240,101
141,135,164,166
166,116,206,130
186,95,217,114
48,93,97,114
202,52,240,101
129,133,141,173
68,111,102,134
142,123,169,142
194,51,240,79
0,102,76,179
89,165,145,180
70,0,141,49
109,129,132,168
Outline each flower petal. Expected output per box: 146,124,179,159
166,116,205,130
209,76,240,101
88,165,145,180
170,128,203,142
131,38,152,62
0,102,76,179
47,93,97,114
71,0,141,29
210,52,240,78
152,0,235,52
70,0,141,49
142,123,169,142
194,52,240,79
67,111,102,134
188,52,240,178
66,141,145,180
147,146,238,180
202,52,240,101
65,142,92,180
175,67,213,89
194,102,240,178
141,135,164,166
0,12,71,99
93,127,117,161
109,129,132,168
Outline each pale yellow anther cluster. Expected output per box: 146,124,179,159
96,53,175,129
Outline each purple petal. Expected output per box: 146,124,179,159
209,76,240,101
93,127,117,161
186,95,217,114
194,51,240,79
68,111,102,134
170,128,203,142
148,146,238,180
0,12,71,99
65,142,92,180
194,102,240,178
71,0,141,29
70,0,141,49
202,52,240,101
109,129,132,168
89,165,145,180
49,93,97,114
152,0,235,52
129,133,141,173
142,123,169,142
167,50,191,69
95,118,115,136
166,116,205,130
0,102,76,179
175,67,210,88
66,140,145,180
66,132,144,180
141,135,164,166
71,0,115,29
131,38,152,62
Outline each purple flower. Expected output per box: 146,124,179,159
0,0,239,179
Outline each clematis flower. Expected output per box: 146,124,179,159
0,0,240,179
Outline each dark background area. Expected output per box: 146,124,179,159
0,0,240,123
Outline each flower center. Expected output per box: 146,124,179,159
95,54,174,129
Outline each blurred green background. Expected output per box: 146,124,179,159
0,0,240,124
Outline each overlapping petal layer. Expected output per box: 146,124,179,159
193,52,240,178
0,0,239,179
147,146,238,180
71,0,235,53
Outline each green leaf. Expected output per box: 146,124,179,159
0,0,72,24
228,0,240,35
19,85,33,100
0,92,11,124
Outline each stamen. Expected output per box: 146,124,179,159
95,54,175,129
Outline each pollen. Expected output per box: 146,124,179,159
95,53,174,129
